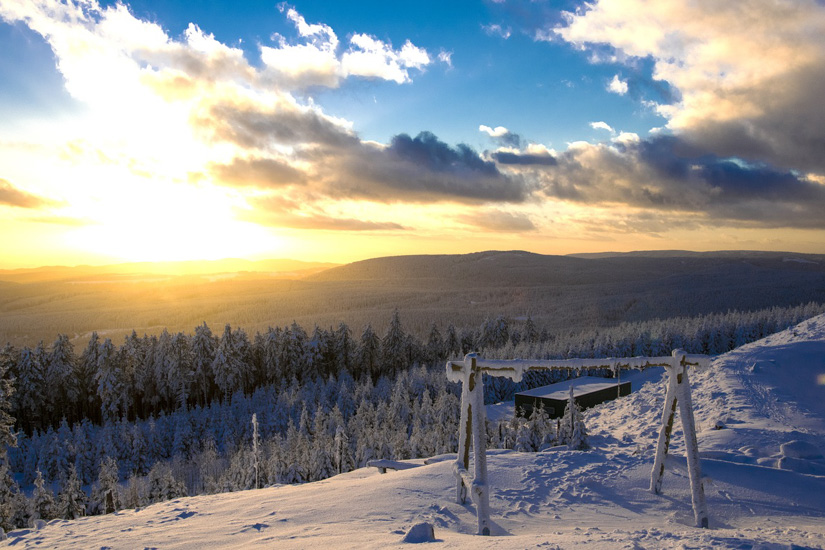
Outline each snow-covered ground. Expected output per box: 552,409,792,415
5,316,825,549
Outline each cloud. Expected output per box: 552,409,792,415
341,35,431,84
590,121,615,133
207,156,306,188
482,23,512,39
195,97,358,151
554,0,825,174
528,135,825,229
607,74,628,95
490,150,557,166
438,50,453,68
260,6,432,88
479,125,523,148
324,131,526,203
459,209,537,232
243,197,406,231
0,178,53,209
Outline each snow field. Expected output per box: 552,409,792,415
4,315,825,549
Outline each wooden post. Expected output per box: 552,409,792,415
650,362,679,495
649,349,709,528
468,355,491,536
675,359,709,528
455,354,473,504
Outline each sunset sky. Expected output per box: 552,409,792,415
1,0,825,268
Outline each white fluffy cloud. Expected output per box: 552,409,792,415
555,0,825,174
606,75,627,95
590,121,614,133
260,6,432,87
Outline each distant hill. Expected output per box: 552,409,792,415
0,258,339,284
1,250,824,346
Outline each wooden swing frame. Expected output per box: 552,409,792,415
446,349,711,535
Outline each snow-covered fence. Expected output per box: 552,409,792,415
446,349,711,535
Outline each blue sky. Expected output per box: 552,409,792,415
1,0,824,267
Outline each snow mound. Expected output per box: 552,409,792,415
401,522,436,543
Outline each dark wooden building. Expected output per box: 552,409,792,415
515,376,631,418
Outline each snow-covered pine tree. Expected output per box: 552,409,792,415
48,335,76,424
333,425,354,474
381,310,406,376
527,403,556,450
15,345,45,432
523,316,539,345
356,324,381,380
147,462,186,503
212,324,244,402
95,338,127,423
76,332,101,422
29,469,55,522
123,473,146,509
513,418,535,452
56,464,87,520
0,344,16,462
425,323,444,366
191,322,216,407
444,324,460,358
0,462,20,532
251,413,260,489
94,456,121,514
560,385,588,450
167,332,193,410
334,322,353,376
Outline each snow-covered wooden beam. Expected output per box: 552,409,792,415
446,349,711,535
649,350,709,528
447,353,709,384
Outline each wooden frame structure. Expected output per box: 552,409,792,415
446,349,711,535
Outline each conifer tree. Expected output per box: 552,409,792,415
56,464,87,520
212,324,244,401
96,338,127,423
191,323,216,406
0,462,19,532
94,457,121,514
560,385,588,450
334,322,353,375
0,344,16,461
381,310,406,375
77,332,101,422
29,469,55,522
48,335,76,424
356,324,381,380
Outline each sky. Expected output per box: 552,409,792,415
1,0,825,268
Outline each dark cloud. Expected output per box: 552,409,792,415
388,132,499,177
208,156,306,188
679,64,825,174
196,100,358,151
491,150,557,166
345,132,526,203
300,130,528,203
0,178,52,209
532,135,825,228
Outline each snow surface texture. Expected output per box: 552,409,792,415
4,316,825,548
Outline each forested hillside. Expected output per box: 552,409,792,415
2,250,824,347
1,301,822,531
